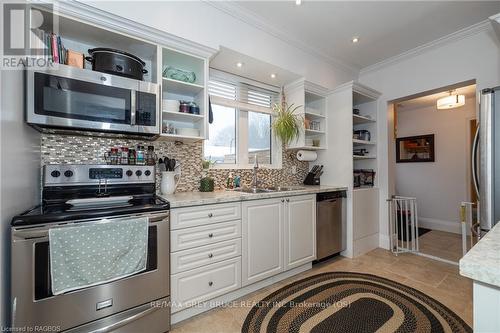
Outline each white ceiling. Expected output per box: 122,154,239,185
210,47,301,87
233,1,500,70
397,84,477,112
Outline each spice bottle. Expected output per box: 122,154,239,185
110,147,119,165
128,149,136,165
136,145,145,165
146,146,156,166
120,147,129,165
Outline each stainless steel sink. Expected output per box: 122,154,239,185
233,187,275,193
265,186,306,191
232,186,305,193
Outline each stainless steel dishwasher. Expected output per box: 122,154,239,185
316,191,347,260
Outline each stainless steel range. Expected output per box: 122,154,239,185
11,164,170,332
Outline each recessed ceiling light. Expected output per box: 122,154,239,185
270,73,276,79
236,62,243,68
295,0,302,5
352,37,359,43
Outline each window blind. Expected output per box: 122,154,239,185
209,78,279,115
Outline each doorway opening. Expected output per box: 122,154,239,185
388,80,477,263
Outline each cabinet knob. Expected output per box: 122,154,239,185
208,213,213,218
208,281,213,287
208,233,213,238
281,199,285,203
286,199,290,202
208,253,213,258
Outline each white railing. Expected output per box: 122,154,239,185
387,196,419,255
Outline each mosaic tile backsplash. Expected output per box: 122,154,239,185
41,134,309,192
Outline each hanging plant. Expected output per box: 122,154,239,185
272,103,303,146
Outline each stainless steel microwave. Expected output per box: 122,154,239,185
26,66,160,137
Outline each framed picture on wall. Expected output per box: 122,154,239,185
396,134,435,163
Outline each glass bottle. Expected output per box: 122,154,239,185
136,145,145,165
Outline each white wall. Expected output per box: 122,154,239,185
0,70,41,327
396,100,476,233
359,27,500,248
84,0,355,90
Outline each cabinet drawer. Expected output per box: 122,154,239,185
171,220,241,252
171,238,242,274
171,203,241,230
171,257,241,313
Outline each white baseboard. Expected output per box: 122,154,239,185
353,233,379,257
418,217,461,234
171,263,312,325
379,234,390,250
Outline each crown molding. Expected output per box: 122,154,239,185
359,19,493,76
50,0,217,59
204,0,359,76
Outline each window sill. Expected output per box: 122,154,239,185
209,164,282,170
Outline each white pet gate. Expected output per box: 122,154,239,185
387,196,419,254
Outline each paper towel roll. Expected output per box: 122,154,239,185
296,150,317,162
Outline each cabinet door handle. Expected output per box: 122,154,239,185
208,253,213,258
208,281,213,286
281,199,285,203
286,199,290,202
208,213,213,218
208,233,214,238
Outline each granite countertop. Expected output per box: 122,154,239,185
158,185,348,208
459,222,500,287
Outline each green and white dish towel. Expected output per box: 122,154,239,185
49,217,149,295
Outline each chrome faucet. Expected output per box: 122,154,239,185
252,154,259,188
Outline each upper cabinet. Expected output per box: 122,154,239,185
284,79,329,150
158,48,208,142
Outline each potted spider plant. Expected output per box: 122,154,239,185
272,103,303,146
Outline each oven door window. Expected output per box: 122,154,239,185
34,72,132,124
34,225,157,300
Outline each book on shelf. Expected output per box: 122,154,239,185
33,29,69,65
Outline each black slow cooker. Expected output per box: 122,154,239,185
86,48,148,80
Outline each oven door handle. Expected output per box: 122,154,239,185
88,305,160,333
12,212,168,240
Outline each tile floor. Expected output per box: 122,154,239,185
418,230,475,262
170,248,473,333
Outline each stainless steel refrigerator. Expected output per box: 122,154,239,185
473,86,500,233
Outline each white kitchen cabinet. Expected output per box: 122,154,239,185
170,202,241,230
242,194,316,286
284,195,316,270
242,198,284,286
171,257,241,313
170,220,241,252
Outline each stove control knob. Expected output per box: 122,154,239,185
126,170,133,177
144,170,151,176
136,170,142,177
64,170,73,178
50,170,61,178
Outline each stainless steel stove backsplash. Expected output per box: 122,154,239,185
41,134,309,192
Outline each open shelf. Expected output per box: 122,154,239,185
301,146,326,150
158,133,204,142
162,111,204,122
353,139,376,145
353,155,377,160
162,78,204,97
305,111,326,119
353,114,376,125
305,129,325,135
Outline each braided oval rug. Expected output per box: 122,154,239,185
242,272,471,333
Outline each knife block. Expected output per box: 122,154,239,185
303,172,320,185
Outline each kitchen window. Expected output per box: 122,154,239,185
204,71,281,168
